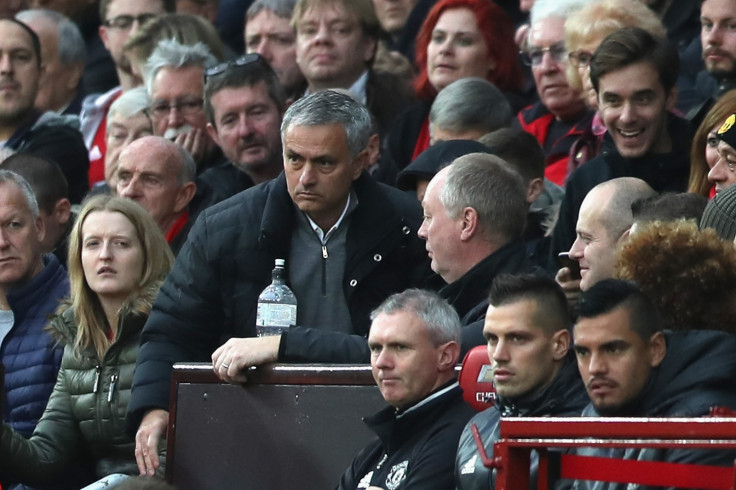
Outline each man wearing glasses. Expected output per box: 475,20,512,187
80,0,173,188
514,0,593,187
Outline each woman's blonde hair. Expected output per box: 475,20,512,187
67,195,173,358
564,0,665,91
689,90,736,196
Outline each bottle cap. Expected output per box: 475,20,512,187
275,258,285,267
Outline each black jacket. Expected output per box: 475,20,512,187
126,172,431,432
548,114,692,267
568,330,736,490
455,354,588,490
337,382,475,490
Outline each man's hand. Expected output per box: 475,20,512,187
174,127,211,166
211,336,281,384
555,267,582,305
135,409,169,476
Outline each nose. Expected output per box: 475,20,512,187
587,351,607,376
167,106,185,127
0,53,13,74
298,163,317,187
255,39,273,62
708,157,727,184
492,339,509,363
619,101,636,123
704,24,722,46
372,347,392,370
417,217,428,240
537,50,560,72
314,22,332,43
0,228,9,249
569,238,584,260
99,241,112,260
119,175,142,199
237,115,255,138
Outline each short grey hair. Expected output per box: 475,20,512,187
370,289,461,346
430,78,512,135
107,86,151,124
16,9,86,66
176,146,197,185
280,90,372,159
441,153,527,243
247,0,298,20
145,39,217,94
530,0,592,29
0,170,40,219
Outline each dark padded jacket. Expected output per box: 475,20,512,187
455,354,588,490
2,254,68,438
0,286,159,487
337,382,475,490
548,114,692,267
567,330,736,490
126,172,431,432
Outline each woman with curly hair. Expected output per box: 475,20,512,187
617,219,736,333
0,195,173,487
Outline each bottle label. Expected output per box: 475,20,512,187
256,303,297,329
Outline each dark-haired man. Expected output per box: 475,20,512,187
567,279,736,489
549,27,692,268
456,274,587,490
0,18,89,203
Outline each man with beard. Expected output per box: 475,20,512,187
200,52,286,200
690,0,736,126
565,279,736,490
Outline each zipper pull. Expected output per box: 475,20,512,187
108,374,118,403
92,365,101,393
321,244,328,259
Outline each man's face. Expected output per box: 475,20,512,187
574,306,664,415
484,299,566,400
597,61,675,159
417,169,464,284
0,20,41,125
99,0,165,74
369,310,449,409
115,140,190,232
23,16,82,112
207,81,282,178
372,0,416,36
709,139,736,193
569,192,622,291
295,2,376,89
701,0,736,78
528,16,584,120
245,10,304,93
150,65,207,139
283,123,364,230
0,181,45,289
105,112,153,184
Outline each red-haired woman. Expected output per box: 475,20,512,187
384,0,525,172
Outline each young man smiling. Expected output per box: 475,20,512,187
549,27,692,267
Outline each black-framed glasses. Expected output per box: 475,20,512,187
568,50,594,68
104,14,157,30
522,42,568,67
203,53,273,83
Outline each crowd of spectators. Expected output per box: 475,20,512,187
1,0,736,488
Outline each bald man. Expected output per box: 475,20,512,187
556,177,657,300
115,136,197,254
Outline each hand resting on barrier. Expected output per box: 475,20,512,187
211,335,281,383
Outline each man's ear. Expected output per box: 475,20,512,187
648,331,666,368
438,341,460,371
174,182,197,213
53,198,72,226
352,150,368,180
551,329,570,360
459,207,479,241
34,214,46,245
665,85,678,112
206,122,220,147
527,178,544,204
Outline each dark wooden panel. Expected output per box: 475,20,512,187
168,364,385,490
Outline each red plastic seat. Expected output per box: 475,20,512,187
459,345,496,411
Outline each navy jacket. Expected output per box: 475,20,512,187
2,254,68,437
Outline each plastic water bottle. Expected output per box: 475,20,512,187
256,259,297,336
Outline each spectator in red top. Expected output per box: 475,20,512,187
383,0,524,174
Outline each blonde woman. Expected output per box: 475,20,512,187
0,195,173,487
